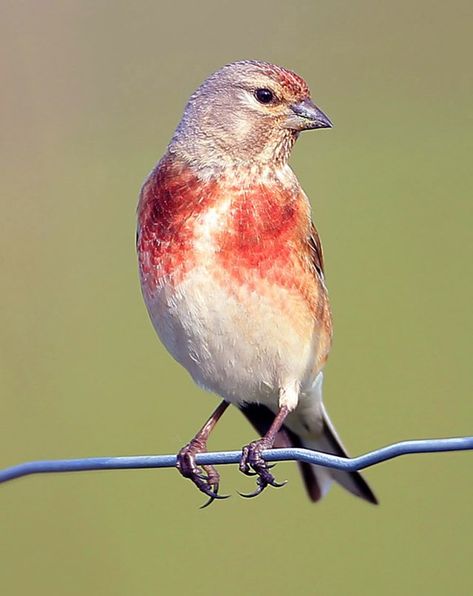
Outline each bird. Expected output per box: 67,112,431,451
137,60,377,506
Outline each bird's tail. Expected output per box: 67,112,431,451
298,402,378,504
239,402,378,504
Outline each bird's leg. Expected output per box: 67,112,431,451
239,405,290,498
177,400,230,507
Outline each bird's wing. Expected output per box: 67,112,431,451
308,222,325,279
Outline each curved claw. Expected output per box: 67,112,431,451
238,476,287,499
238,484,266,499
268,478,287,488
200,487,231,509
193,477,229,501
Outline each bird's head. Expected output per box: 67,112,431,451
169,60,332,171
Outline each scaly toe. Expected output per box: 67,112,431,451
177,443,230,506
239,440,287,498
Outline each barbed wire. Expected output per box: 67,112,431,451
0,436,472,485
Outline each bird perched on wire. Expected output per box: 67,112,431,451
137,60,377,506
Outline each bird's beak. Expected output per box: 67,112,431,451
285,99,333,131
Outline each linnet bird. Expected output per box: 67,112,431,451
137,60,377,506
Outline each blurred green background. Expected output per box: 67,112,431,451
1,1,472,594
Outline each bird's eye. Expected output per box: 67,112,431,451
255,88,276,104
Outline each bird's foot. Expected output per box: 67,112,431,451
239,439,287,498
176,439,230,508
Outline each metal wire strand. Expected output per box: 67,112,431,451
0,436,472,484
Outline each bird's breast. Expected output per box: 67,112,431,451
137,158,332,399
138,159,312,290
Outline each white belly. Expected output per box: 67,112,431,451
143,264,320,407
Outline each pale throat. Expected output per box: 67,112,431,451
169,122,298,176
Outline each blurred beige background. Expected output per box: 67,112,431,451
1,1,472,595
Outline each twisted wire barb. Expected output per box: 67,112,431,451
1,436,472,484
